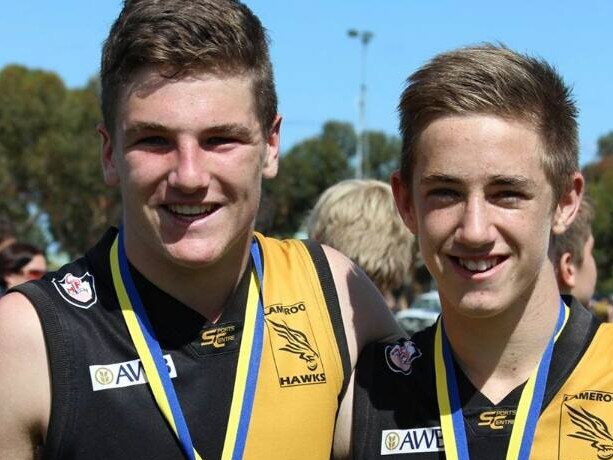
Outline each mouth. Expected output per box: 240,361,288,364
164,203,221,221
450,255,508,276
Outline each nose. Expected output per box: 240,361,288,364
167,140,210,193
455,196,494,247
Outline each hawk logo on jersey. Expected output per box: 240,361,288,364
385,339,422,375
264,304,326,388
559,391,613,459
52,272,97,309
566,404,613,459
267,319,319,371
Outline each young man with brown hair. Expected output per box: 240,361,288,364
351,44,613,459
0,1,400,458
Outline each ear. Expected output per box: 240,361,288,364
391,170,418,235
262,115,282,179
557,251,577,290
551,172,584,235
98,123,120,187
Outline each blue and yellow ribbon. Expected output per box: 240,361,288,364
110,228,265,460
435,300,568,460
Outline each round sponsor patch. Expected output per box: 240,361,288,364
385,339,422,375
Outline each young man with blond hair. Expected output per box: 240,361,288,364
0,1,400,458
351,44,613,459
307,179,414,308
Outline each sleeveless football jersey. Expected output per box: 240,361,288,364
13,228,350,460
353,298,612,459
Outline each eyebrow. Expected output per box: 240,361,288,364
420,173,537,188
488,175,537,188
124,121,170,139
420,173,462,185
123,121,254,140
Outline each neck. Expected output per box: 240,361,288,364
125,232,253,322
442,273,562,403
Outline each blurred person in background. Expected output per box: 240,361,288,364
551,196,598,309
0,241,47,295
307,179,415,313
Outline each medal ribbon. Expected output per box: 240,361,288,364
110,228,265,460
435,299,568,460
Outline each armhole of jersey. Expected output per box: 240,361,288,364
301,239,351,404
11,282,73,460
351,343,377,460
544,299,601,408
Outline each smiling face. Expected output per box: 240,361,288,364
100,69,280,275
393,114,579,319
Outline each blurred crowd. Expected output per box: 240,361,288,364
0,225,47,298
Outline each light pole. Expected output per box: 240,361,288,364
347,29,373,179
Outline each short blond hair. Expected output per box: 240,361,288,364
307,179,414,291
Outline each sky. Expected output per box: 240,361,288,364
1,0,612,166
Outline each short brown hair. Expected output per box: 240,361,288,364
306,180,414,292
551,197,595,267
101,0,277,136
398,44,578,202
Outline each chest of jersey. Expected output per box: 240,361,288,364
23,230,348,460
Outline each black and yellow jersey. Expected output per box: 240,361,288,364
353,298,613,459
13,228,350,460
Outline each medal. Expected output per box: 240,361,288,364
110,228,265,460
434,300,568,460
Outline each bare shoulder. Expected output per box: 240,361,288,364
322,245,404,364
0,292,50,458
323,245,404,459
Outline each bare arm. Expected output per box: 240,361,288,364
0,292,50,459
322,245,405,459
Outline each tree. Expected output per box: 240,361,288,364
583,133,613,293
0,65,67,246
0,65,119,257
585,162,613,293
38,78,120,256
364,131,401,181
597,131,613,158
261,121,353,236
259,121,402,236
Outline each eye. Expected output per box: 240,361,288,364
428,188,460,200
206,137,235,146
491,190,528,206
137,136,170,147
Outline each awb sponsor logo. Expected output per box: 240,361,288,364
381,427,444,456
89,355,177,391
